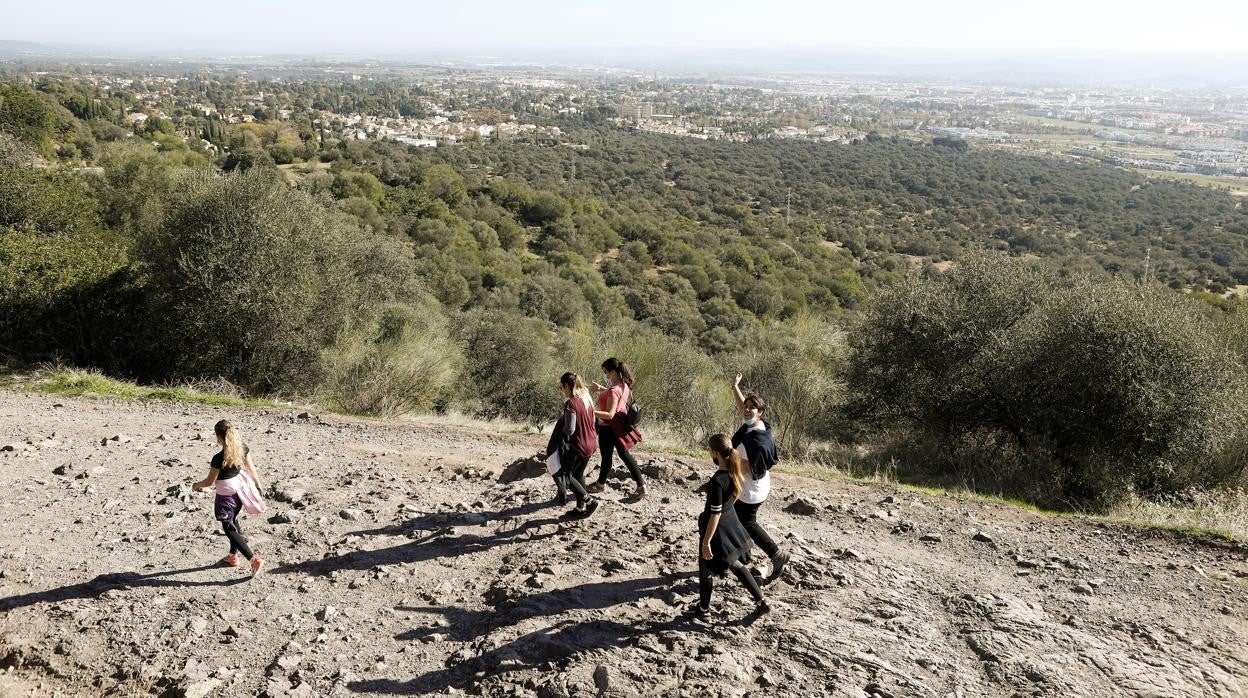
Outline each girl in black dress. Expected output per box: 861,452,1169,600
686,433,770,618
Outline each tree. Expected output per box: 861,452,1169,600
0,84,56,152
138,168,414,393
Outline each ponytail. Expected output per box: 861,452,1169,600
708,433,746,500
602,357,635,387
214,419,245,468
560,371,592,406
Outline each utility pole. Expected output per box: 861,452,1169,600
786,187,792,225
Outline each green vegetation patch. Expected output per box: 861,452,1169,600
2,367,278,408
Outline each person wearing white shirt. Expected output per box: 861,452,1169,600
730,373,790,582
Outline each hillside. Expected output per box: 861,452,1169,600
1,392,1245,697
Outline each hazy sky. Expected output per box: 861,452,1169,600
7,0,1248,56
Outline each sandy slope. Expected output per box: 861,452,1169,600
0,391,1246,697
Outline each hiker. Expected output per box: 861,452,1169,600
590,357,646,499
544,372,600,518
731,373,790,581
686,433,770,618
192,419,265,576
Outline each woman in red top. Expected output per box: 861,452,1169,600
545,372,600,518
590,357,646,499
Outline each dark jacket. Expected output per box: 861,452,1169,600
731,421,779,481
547,397,596,467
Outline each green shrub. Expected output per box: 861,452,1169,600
576,321,735,444
849,252,1248,509
732,315,849,456
138,168,416,393
323,301,462,416
453,308,559,420
0,226,133,362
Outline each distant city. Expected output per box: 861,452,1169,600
3,49,1247,190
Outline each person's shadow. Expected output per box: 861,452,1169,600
0,563,247,612
393,572,697,643
273,500,565,578
348,615,712,695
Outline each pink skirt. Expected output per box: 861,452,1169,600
215,474,266,515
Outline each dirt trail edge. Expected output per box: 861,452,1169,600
1,392,1245,697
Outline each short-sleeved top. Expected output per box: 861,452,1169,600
210,444,250,481
596,383,630,426
570,397,597,459
736,445,771,505
697,469,753,572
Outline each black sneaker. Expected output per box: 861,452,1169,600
561,506,586,519
583,498,600,517
755,599,772,615
682,603,710,618
768,551,790,581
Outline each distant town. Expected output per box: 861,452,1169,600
4,57,1247,188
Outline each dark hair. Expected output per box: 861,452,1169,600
743,391,766,414
601,357,635,387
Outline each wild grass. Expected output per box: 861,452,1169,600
0,366,284,409
779,454,1248,544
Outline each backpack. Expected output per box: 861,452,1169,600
627,401,642,428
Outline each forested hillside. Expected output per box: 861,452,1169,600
3,77,1248,509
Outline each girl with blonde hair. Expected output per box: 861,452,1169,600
545,372,600,517
192,419,266,575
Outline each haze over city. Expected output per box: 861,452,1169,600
7,0,1248,57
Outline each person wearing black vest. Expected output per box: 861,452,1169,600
730,373,790,581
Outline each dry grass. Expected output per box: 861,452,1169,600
1107,489,1248,543
0,366,287,409
778,448,1248,544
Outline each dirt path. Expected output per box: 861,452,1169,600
1,392,1246,697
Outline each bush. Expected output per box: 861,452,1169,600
137,168,414,393
576,321,735,444
453,308,559,420
732,315,849,456
849,252,1248,509
0,226,134,363
323,300,462,416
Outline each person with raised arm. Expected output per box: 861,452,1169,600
730,373,790,582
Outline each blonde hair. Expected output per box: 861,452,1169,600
560,372,592,407
708,433,746,500
214,419,245,468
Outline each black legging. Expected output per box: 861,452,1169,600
596,424,643,486
734,500,781,558
222,515,254,560
698,557,763,609
554,452,592,507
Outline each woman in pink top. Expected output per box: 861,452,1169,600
590,357,646,498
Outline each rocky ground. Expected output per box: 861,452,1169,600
0,391,1246,697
